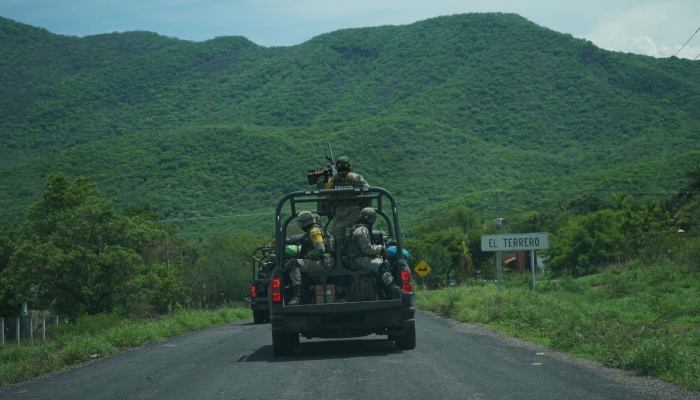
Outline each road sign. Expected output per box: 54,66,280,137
481,232,549,252
414,260,431,277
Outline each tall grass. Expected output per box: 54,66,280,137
416,259,700,388
0,307,251,386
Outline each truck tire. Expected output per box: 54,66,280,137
253,311,265,324
272,332,296,356
394,323,416,350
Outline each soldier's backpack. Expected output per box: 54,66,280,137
346,275,376,302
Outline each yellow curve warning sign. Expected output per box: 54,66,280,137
414,260,431,277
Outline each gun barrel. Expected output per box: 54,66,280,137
327,142,337,176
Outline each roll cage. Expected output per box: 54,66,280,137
273,186,406,275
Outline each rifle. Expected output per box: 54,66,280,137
307,142,337,186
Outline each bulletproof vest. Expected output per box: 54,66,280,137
331,172,366,208
330,171,356,189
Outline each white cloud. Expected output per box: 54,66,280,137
585,1,700,58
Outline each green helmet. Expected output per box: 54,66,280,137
313,213,322,225
359,207,376,224
297,211,316,229
336,156,351,171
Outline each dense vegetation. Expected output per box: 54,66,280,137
406,166,700,389
0,174,263,318
416,254,700,388
1,13,699,239
406,165,700,283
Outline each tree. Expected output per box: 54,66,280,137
676,165,700,234
458,240,475,282
545,209,629,277
183,232,262,307
677,165,700,202
0,224,21,316
407,228,464,284
8,174,162,316
567,192,609,215
611,193,627,210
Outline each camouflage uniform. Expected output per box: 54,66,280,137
326,156,370,238
287,233,334,286
345,209,399,292
285,211,335,305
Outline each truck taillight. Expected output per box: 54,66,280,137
250,285,257,299
401,269,413,293
271,277,282,304
272,291,282,303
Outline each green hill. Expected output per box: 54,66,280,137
1,13,699,239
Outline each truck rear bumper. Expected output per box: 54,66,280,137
270,300,414,338
249,298,269,312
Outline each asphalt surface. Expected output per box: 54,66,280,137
0,311,697,399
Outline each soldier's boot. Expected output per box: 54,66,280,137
381,272,403,299
287,285,302,306
388,283,404,299
390,285,413,300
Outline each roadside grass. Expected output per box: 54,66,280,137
415,259,700,389
0,306,252,387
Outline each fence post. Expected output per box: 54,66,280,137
42,315,46,341
1,317,4,344
30,317,33,345
16,317,20,345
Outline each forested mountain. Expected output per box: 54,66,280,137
1,13,699,239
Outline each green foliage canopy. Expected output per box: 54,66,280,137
1,13,700,239
6,174,163,316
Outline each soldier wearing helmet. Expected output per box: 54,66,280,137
326,156,370,238
344,207,403,297
283,211,335,305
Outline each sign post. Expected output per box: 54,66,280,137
480,233,550,291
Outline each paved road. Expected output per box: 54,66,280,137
0,311,696,399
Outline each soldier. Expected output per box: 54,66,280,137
326,156,370,238
345,207,403,297
284,211,335,305
258,253,275,282
252,252,275,293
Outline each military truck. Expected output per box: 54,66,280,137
268,186,416,356
249,245,274,324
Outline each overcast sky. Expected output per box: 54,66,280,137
2,0,699,59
